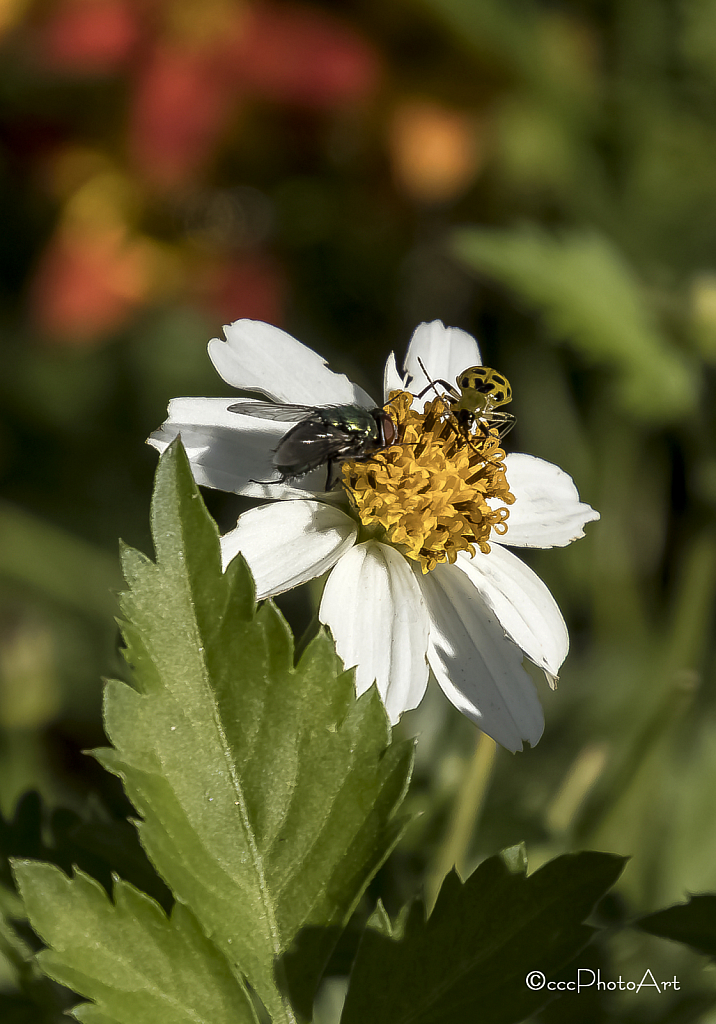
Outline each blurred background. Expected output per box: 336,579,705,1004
1,0,716,1018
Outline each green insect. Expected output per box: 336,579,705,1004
416,358,516,445
228,400,397,489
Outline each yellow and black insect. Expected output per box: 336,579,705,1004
416,358,516,446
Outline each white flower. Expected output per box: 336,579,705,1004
148,318,599,752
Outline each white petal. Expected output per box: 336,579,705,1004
220,500,357,599
497,453,600,548
455,548,568,678
208,319,375,407
147,397,332,499
383,351,403,398
401,321,482,398
419,562,544,752
319,542,430,723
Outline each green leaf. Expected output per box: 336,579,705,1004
97,439,414,1022
12,860,258,1024
0,880,31,990
0,865,76,1022
453,225,699,422
417,0,546,89
635,894,716,958
365,900,396,939
0,790,171,914
0,792,46,891
341,850,626,1024
47,806,172,913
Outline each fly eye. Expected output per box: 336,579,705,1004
379,411,397,446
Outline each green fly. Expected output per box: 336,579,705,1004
228,400,397,489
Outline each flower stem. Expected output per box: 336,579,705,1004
426,732,497,911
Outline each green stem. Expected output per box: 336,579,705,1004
426,732,497,910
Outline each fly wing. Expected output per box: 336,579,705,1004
228,401,313,422
274,420,362,479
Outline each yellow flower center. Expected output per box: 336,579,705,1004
342,390,515,573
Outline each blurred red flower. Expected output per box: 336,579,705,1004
233,4,381,107
24,1,381,332
128,2,380,187
193,252,286,325
128,39,241,189
29,225,155,344
32,0,140,73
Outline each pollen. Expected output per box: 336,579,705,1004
342,390,515,573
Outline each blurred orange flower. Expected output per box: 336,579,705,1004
389,100,486,204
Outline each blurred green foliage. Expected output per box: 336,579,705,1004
1,0,716,1017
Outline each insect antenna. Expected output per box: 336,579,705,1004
415,356,455,400
412,355,506,468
